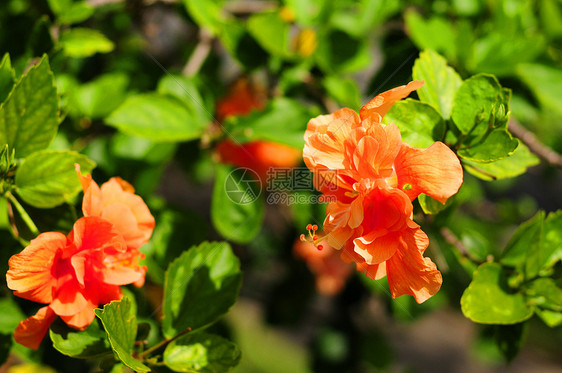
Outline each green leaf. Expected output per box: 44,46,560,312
418,193,453,215
247,12,292,58
15,150,95,208
58,2,94,25
412,50,462,119
541,210,562,270
517,63,562,117
500,211,544,278
224,98,309,149
162,241,242,338
525,278,562,312
59,28,114,58
49,319,111,359
156,74,210,126
461,263,534,324
451,74,509,136
95,298,150,373
470,33,544,77
106,93,207,142
0,297,25,334
0,56,58,158
404,10,456,60
211,165,264,244
383,99,446,148
315,29,371,73
535,309,562,328
183,0,225,35
457,129,518,163
163,332,241,372
323,76,361,111
0,53,15,104
462,143,539,181
75,73,129,119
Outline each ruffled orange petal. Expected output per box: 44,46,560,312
394,142,463,203
76,164,104,217
14,306,56,350
7,232,67,304
50,280,88,316
69,216,125,254
359,80,424,121
304,108,360,171
385,228,442,303
60,302,96,330
353,230,399,265
100,179,155,249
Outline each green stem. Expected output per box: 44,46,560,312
137,327,192,360
6,192,39,237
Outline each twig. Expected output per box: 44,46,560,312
136,327,191,359
509,119,562,168
440,227,483,263
182,28,213,77
223,1,278,14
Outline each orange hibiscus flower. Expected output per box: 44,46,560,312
6,170,153,349
303,81,463,303
215,78,301,181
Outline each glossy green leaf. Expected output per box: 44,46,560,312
0,53,15,104
183,0,225,35
412,50,462,119
525,278,562,312
541,210,562,270
15,150,95,208
59,28,114,58
49,319,111,359
247,12,292,58
463,143,539,181
383,99,446,148
457,129,518,163
58,2,94,25
451,74,509,136
95,298,150,373
211,165,264,244
163,333,241,372
323,76,361,111
501,211,544,278
404,10,456,60
106,93,207,142
0,56,58,158
162,241,242,338
461,263,533,324
517,63,562,117
156,74,210,126
418,193,453,215
224,98,310,149
75,73,129,119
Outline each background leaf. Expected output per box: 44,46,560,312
59,28,114,58
461,263,534,324
163,332,241,372
211,165,264,244
49,319,111,359
15,150,95,208
0,56,58,158
162,241,242,338
106,93,208,142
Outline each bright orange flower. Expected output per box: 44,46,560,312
294,238,354,296
76,165,155,252
6,217,137,349
6,170,153,349
214,77,301,181
303,81,463,303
